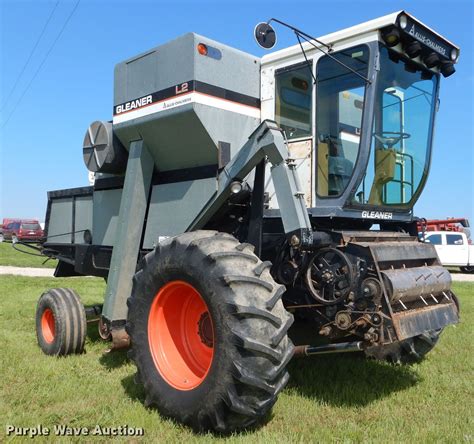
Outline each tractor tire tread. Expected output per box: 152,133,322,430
126,230,293,433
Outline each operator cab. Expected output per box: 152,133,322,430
259,11,459,224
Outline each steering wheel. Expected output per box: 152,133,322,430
374,131,411,149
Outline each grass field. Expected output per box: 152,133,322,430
0,242,57,268
0,275,472,443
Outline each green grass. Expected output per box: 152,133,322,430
0,242,57,268
0,276,472,443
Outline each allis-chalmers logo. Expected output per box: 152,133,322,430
408,24,447,56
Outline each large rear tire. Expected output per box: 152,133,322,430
35,288,87,355
126,231,294,433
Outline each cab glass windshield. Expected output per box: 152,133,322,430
353,45,438,207
316,45,369,197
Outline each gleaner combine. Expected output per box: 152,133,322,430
35,11,460,432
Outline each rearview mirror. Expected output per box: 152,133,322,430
254,22,277,49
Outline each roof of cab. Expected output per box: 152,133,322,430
261,11,458,66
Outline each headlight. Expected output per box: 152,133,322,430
381,27,401,47
450,48,459,62
230,181,243,194
399,14,408,30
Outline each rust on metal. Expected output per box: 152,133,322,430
392,301,459,341
293,345,308,357
110,328,130,350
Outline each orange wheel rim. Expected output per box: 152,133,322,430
148,280,214,390
41,308,55,343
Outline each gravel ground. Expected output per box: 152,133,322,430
0,266,473,281
0,266,55,277
450,273,474,282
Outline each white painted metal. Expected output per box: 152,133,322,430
261,21,380,209
259,11,459,211
261,10,458,67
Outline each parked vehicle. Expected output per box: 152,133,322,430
0,218,19,240
2,220,44,243
421,231,474,273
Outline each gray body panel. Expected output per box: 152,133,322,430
92,189,121,246
113,33,261,172
143,177,217,248
47,198,73,244
47,196,92,244
103,141,154,322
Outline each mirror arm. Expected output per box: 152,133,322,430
266,18,371,84
267,18,332,50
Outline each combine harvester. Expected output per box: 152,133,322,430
418,217,470,234
35,11,460,432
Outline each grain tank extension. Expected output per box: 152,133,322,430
36,11,460,433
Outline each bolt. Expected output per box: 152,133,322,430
319,326,332,336
290,235,300,247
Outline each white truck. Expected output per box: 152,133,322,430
421,231,474,273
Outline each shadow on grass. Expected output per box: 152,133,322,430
104,318,420,416
99,349,129,369
86,321,102,343
120,373,274,436
115,349,419,412
287,353,420,407
121,374,146,403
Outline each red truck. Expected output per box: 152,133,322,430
0,219,44,243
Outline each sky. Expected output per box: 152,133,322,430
1,0,473,224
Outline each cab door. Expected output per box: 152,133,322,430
314,45,370,206
444,233,468,265
424,233,446,263
265,60,315,209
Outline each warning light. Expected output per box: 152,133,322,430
197,43,208,56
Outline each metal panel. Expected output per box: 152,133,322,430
392,302,458,340
143,177,217,248
113,33,261,172
92,189,122,246
265,139,312,209
47,198,73,244
75,196,93,243
194,104,260,161
367,241,439,263
114,33,260,107
103,141,154,323
288,140,312,207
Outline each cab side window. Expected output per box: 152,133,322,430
446,234,463,245
425,234,442,245
275,62,313,140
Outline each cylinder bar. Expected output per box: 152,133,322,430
293,341,364,357
84,305,102,319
